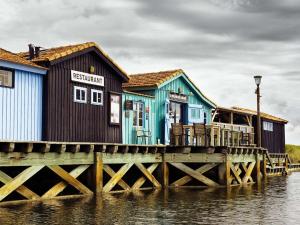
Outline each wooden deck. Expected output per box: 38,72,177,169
265,153,300,176
0,141,269,204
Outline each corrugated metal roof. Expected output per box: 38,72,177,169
0,48,46,70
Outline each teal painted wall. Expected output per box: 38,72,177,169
131,73,214,144
153,75,213,143
122,92,156,144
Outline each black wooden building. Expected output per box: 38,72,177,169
19,42,129,143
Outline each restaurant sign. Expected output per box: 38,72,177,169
169,92,188,103
71,70,104,87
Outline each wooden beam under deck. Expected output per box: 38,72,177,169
0,152,94,166
0,142,270,203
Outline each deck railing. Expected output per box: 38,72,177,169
170,122,256,147
211,122,255,147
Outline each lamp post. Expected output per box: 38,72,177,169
254,75,262,147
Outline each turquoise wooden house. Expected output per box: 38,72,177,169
0,48,47,141
123,69,216,144
122,91,156,144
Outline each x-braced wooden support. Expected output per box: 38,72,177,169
227,162,256,185
170,163,219,187
0,165,92,202
102,163,161,192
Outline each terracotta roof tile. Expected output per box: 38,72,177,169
0,48,46,70
122,69,183,88
123,69,217,107
18,42,128,79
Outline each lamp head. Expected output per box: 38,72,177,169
254,75,262,86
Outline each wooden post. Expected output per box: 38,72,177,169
161,154,169,189
91,152,103,193
262,153,267,178
254,153,261,184
218,163,226,185
225,156,231,186
162,160,169,189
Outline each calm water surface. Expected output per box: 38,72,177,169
1,173,300,225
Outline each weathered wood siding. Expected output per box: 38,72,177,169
122,92,156,144
0,68,44,141
131,74,214,144
262,119,285,153
253,118,286,153
43,51,123,142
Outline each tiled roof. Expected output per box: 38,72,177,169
18,42,129,79
217,106,288,123
123,69,183,88
0,48,46,70
123,69,217,107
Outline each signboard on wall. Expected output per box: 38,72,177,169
169,92,188,103
71,70,104,86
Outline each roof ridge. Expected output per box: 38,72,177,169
130,69,182,76
0,48,46,70
219,106,288,123
17,41,129,80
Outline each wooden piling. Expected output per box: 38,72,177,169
254,153,261,184
225,156,232,186
93,152,103,193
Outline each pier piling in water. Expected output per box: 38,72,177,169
0,141,279,204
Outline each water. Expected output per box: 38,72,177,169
1,173,300,225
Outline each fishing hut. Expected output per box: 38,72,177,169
212,106,288,153
19,42,129,143
122,69,216,145
0,48,47,141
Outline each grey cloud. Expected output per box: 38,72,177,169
0,0,299,144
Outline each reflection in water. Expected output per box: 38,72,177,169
1,173,300,225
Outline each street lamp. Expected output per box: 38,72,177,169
254,75,262,147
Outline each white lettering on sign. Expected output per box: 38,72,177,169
71,70,104,87
169,92,188,102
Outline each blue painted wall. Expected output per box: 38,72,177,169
122,91,156,144
0,64,45,141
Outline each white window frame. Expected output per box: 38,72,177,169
74,86,87,104
263,121,273,132
91,89,103,106
133,101,144,128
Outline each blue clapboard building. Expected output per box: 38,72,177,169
123,69,216,144
0,48,47,141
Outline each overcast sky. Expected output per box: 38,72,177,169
0,0,299,144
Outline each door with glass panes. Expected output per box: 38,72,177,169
169,102,183,124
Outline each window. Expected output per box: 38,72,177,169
91,89,103,105
133,102,144,127
74,86,87,103
191,108,201,119
0,68,14,88
110,93,121,125
263,121,273,132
